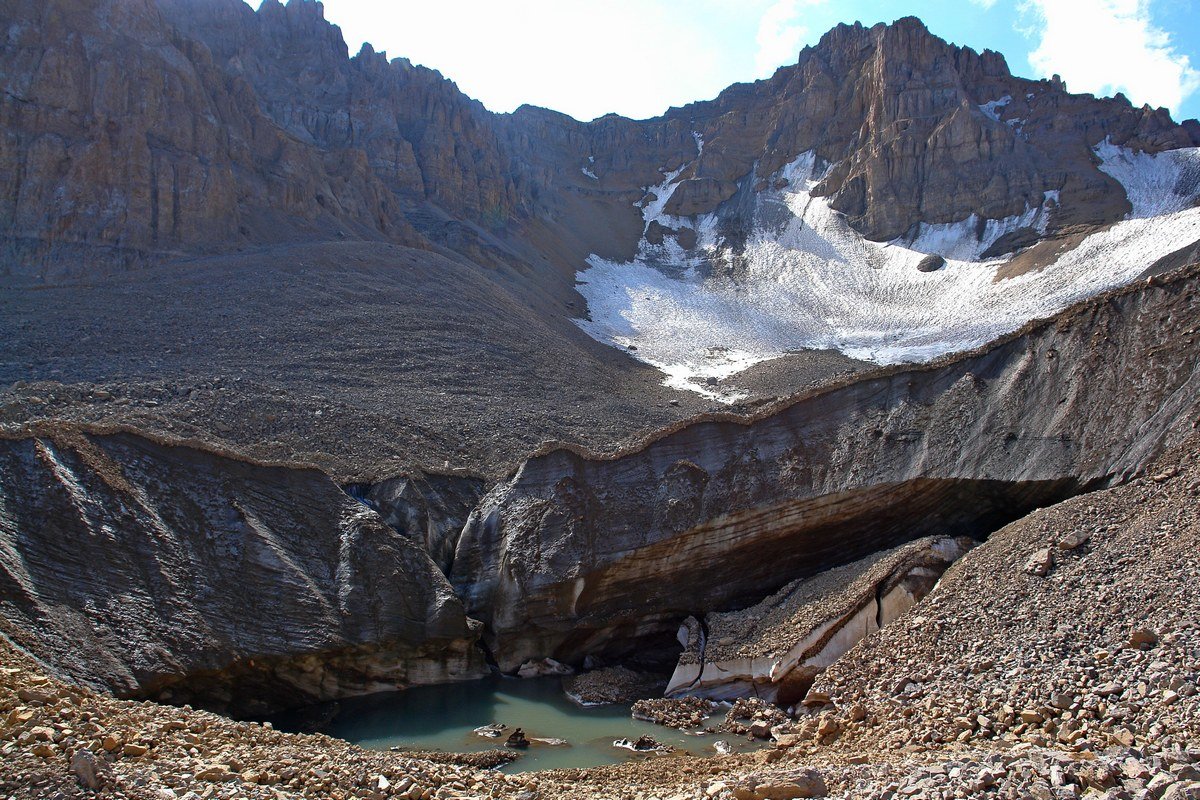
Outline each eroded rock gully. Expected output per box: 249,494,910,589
344,473,487,576
451,266,1200,674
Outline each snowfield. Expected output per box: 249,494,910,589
574,144,1200,401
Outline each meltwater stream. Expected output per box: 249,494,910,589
273,676,763,773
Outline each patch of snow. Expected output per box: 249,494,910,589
1095,138,1200,218
979,96,1012,121
642,166,686,225
575,147,1200,401
899,196,1053,263
582,166,598,180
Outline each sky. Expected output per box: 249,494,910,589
250,0,1200,123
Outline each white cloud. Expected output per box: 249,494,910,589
298,0,772,121
969,0,999,8
1022,0,1200,115
754,0,821,76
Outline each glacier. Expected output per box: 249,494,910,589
574,145,1200,401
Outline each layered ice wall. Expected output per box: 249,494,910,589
575,143,1200,400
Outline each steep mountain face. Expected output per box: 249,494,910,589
451,267,1200,673
156,0,535,267
4,0,1198,289
0,0,425,281
0,425,486,715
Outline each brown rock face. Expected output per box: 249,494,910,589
2,4,1197,284
0,0,431,283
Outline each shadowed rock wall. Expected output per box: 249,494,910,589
0,426,487,715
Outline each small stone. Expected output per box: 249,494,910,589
6,708,35,726
28,726,55,741
194,764,236,782
1111,729,1136,746
17,688,56,704
71,748,101,790
123,742,149,757
817,717,840,739
749,719,774,740
1148,773,1177,796
1128,628,1159,650
752,769,828,798
1025,548,1054,577
1057,531,1090,550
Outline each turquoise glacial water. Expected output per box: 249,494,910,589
275,675,761,773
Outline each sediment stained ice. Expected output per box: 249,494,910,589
575,146,1200,401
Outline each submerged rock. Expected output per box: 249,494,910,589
473,723,507,739
613,735,673,753
516,658,573,679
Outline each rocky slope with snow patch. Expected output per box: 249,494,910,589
452,265,1200,674
576,141,1200,399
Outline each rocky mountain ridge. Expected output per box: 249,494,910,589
5,0,1199,287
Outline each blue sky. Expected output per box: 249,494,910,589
252,0,1200,123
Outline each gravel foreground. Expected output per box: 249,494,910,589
3,435,1199,799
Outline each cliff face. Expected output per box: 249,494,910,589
156,0,534,266
3,1,1197,284
0,0,430,282
450,267,1200,672
0,426,486,715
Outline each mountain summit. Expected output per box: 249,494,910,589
4,1,1197,281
